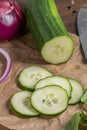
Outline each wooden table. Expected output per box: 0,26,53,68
17,0,87,34
56,0,87,34
0,1,87,130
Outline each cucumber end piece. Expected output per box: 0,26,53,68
41,36,74,64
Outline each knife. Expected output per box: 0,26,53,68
77,8,87,60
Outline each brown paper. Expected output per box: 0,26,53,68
0,33,87,130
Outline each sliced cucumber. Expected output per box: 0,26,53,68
25,0,74,64
68,78,84,105
31,85,68,116
41,36,74,64
35,76,72,98
81,91,87,104
18,66,53,91
10,91,39,117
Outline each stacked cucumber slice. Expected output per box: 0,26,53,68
10,66,84,117
10,91,39,117
68,78,84,105
18,66,53,91
35,76,72,98
31,85,68,116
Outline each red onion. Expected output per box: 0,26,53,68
0,0,25,40
0,48,12,83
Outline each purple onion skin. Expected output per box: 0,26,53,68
0,0,25,40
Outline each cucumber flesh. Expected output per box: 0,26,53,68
35,76,72,98
18,66,53,91
25,0,74,64
68,78,84,105
41,36,74,64
10,91,39,117
31,85,68,116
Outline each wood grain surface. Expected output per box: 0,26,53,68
0,0,87,130
0,33,87,130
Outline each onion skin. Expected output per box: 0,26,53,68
0,0,25,40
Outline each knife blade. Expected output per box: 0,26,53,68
77,8,87,60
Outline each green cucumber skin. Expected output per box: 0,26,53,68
25,0,69,51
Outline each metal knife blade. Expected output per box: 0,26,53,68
77,8,87,60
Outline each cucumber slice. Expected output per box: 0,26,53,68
68,78,84,105
10,91,39,117
81,91,87,104
18,66,53,91
31,85,68,116
35,76,72,98
41,36,74,64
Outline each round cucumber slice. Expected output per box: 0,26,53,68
18,66,53,91
31,85,68,116
35,76,72,98
10,91,39,117
68,78,84,105
41,36,74,64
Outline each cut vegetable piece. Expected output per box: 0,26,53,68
81,91,87,104
35,76,72,98
25,0,74,64
31,85,68,116
18,66,53,91
68,78,84,105
41,36,74,64
10,91,39,117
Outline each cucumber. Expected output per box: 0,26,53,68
68,78,84,105
81,91,87,104
31,85,68,116
35,76,72,98
18,66,53,91
25,0,74,64
10,91,39,117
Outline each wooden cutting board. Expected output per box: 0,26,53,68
0,33,87,130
